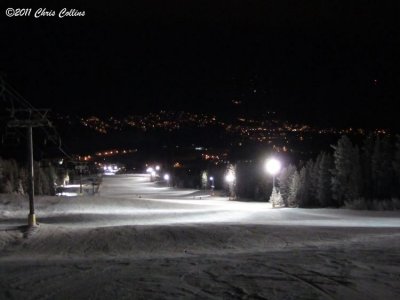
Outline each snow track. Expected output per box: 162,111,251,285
1,174,400,299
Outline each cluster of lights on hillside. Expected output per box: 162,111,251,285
75,112,392,161
71,112,392,147
81,111,217,134
78,149,136,161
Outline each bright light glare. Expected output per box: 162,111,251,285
164,174,170,181
63,184,81,188
225,173,235,183
146,167,154,173
56,192,78,197
209,176,214,181
151,171,156,176
265,158,282,175
155,165,160,171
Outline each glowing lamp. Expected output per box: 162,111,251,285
265,158,281,176
225,173,235,183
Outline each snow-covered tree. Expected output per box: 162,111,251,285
269,187,284,208
296,166,310,207
201,170,208,190
278,164,297,206
331,136,363,206
361,134,375,199
309,155,321,202
316,152,334,207
287,170,300,207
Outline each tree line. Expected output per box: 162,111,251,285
0,158,57,195
277,134,400,209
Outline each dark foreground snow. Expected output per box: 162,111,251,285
1,174,400,299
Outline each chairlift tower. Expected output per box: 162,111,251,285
7,109,51,226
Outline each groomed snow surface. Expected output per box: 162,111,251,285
1,174,400,299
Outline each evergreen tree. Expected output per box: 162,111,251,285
9,159,19,193
331,135,362,206
361,134,375,199
201,170,208,190
298,161,316,207
269,187,284,207
309,155,321,202
371,136,394,199
287,170,300,207
316,152,334,207
278,164,297,207
0,157,5,192
349,145,363,200
394,135,400,197
46,165,56,195
0,158,18,193
297,166,311,207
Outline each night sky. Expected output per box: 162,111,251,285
1,1,400,130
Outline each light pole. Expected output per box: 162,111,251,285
27,126,36,226
146,167,154,181
150,171,156,182
163,173,170,186
265,157,282,207
209,176,214,195
225,172,236,200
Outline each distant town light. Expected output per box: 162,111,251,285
163,174,170,181
155,165,160,171
146,167,154,173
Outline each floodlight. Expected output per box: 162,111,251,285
265,158,281,176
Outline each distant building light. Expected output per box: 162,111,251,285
173,162,182,168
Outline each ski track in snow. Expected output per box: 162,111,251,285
1,174,400,299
